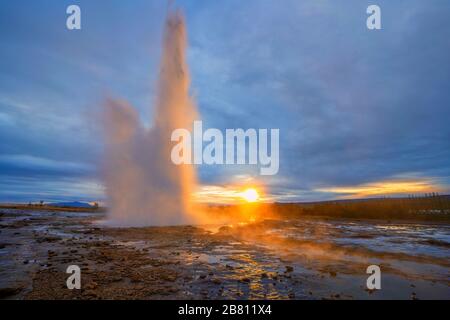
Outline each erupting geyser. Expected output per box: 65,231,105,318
102,9,202,226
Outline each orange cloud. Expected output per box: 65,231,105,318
316,178,445,198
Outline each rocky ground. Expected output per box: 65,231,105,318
0,209,449,300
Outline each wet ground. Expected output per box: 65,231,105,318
0,209,449,299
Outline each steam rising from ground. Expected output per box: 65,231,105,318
102,10,202,226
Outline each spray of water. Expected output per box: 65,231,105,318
102,9,202,227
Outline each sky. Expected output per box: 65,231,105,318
1,0,449,203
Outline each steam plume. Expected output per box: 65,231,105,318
102,9,201,227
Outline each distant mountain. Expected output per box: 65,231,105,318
50,201,95,208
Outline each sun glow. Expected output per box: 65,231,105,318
241,188,259,202
194,179,267,204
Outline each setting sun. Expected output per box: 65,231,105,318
241,188,259,202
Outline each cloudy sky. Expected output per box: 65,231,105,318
1,0,449,203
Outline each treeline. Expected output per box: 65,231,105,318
271,194,450,221
207,194,450,222
0,204,105,213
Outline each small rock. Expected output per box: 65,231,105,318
47,250,56,257
0,287,23,298
85,282,98,290
84,290,97,298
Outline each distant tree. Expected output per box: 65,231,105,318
39,200,44,206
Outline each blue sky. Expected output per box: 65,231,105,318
1,0,449,203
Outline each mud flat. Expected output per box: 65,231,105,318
0,209,449,300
